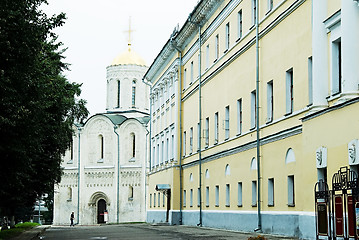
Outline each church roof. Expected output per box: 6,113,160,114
84,113,150,127
103,114,127,125
110,47,147,66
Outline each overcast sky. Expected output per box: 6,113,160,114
42,0,198,116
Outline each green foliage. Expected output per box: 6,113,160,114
15,222,40,228
0,222,39,239
0,0,89,219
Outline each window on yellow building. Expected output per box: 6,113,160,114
206,44,210,69
190,61,194,84
288,175,295,206
267,81,273,123
150,194,152,208
252,180,257,207
190,189,193,207
308,57,313,105
225,106,230,140
163,194,165,207
267,0,273,12
183,131,186,156
237,99,243,135
158,192,161,207
268,178,274,206
226,184,230,207
183,190,186,207
331,39,342,95
214,112,219,144
206,186,209,207
215,185,219,207
238,10,243,39
154,193,156,207
215,34,219,61
205,117,209,147
237,182,243,207
190,127,193,153
225,22,230,51
285,68,294,114
251,90,256,129
197,122,200,151
183,68,187,90
252,0,257,26
197,188,201,207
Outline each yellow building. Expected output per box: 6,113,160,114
143,0,359,238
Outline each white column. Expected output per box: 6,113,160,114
311,0,328,111
340,0,359,98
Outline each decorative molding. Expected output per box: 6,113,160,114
182,125,302,169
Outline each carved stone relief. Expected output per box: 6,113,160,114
348,139,359,165
316,146,327,168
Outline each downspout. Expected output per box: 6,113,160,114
113,125,120,223
144,126,149,222
197,24,203,227
255,0,262,232
189,16,203,227
143,78,152,222
143,80,152,172
170,33,183,225
76,125,81,225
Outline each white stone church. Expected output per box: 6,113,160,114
53,45,150,225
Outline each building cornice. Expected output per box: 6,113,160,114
182,125,302,169
143,0,222,83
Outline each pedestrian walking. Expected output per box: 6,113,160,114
70,211,74,227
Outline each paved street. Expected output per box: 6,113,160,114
38,223,297,240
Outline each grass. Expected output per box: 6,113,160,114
0,222,40,240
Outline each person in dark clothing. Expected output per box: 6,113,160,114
70,211,75,227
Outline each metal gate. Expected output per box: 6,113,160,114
315,166,359,240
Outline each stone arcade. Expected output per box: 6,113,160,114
53,44,149,225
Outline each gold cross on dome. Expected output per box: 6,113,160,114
124,17,135,48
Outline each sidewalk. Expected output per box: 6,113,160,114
11,225,49,240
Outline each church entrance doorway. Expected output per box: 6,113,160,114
97,199,106,224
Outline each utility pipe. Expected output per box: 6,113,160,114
189,15,203,227
255,0,262,232
113,125,120,223
170,33,183,225
143,79,152,172
197,24,203,227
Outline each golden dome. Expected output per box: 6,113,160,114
111,47,146,66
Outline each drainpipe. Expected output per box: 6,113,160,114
113,125,120,223
189,16,203,227
76,125,81,225
144,126,149,222
143,79,152,222
197,24,203,227
255,0,262,233
170,32,183,225
143,80,152,172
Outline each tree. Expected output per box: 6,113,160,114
0,0,89,222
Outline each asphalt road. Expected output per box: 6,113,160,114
38,223,296,240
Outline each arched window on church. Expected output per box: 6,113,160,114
98,134,104,162
117,81,120,108
67,139,74,164
132,80,136,107
128,186,134,201
130,133,136,159
67,187,72,201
